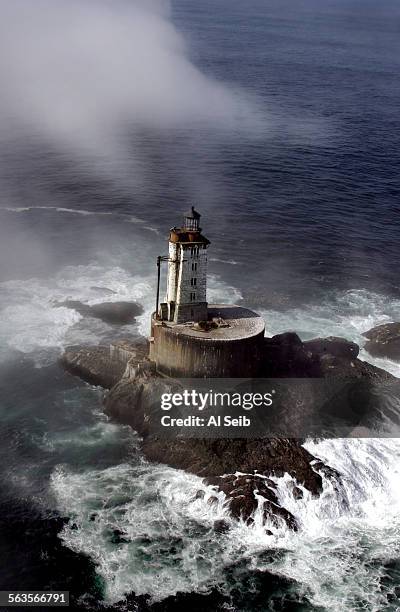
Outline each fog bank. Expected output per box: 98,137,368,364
0,0,263,152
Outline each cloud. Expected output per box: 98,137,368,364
0,0,264,153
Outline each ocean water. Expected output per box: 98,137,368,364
0,0,400,610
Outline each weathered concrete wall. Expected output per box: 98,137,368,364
176,245,207,307
166,242,179,304
165,241,208,323
150,321,265,378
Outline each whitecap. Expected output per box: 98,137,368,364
51,462,230,603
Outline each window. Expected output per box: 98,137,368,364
192,262,197,272
190,246,199,258
185,218,198,231
190,292,196,301
191,277,197,286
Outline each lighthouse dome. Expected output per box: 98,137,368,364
184,206,201,231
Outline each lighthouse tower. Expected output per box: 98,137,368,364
161,206,210,324
150,207,265,377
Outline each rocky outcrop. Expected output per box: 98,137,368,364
103,370,323,528
55,300,143,325
263,333,316,377
61,339,148,388
304,336,359,360
363,323,400,362
263,332,391,380
61,331,395,530
61,346,122,388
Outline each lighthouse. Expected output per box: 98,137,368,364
149,207,266,378
160,206,210,324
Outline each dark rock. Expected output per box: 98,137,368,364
60,346,122,389
263,332,318,377
288,482,304,500
60,331,395,530
215,473,298,529
316,353,393,380
60,340,148,389
55,300,143,325
110,529,130,544
304,336,359,360
263,331,393,382
363,323,400,362
213,519,230,533
103,372,326,527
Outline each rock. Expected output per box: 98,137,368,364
55,300,143,325
60,340,148,389
316,353,394,380
103,373,326,527
213,519,230,533
61,345,123,389
304,336,359,360
288,482,304,500
211,473,298,529
263,331,393,381
110,529,130,544
60,331,396,530
363,323,400,362
263,333,318,377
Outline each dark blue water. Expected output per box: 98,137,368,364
0,0,400,610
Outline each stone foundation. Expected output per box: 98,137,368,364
149,304,265,378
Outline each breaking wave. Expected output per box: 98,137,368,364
0,261,243,366
51,462,229,603
49,436,400,609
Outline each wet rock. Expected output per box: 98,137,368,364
60,340,148,389
263,332,315,377
363,323,400,362
60,345,122,389
304,336,359,360
100,358,397,527
213,519,230,533
215,473,298,529
55,300,143,325
110,529,130,544
105,371,327,527
262,332,389,380
60,330,395,530
288,482,304,500
316,353,393,380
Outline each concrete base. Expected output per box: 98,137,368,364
149,304,265,378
